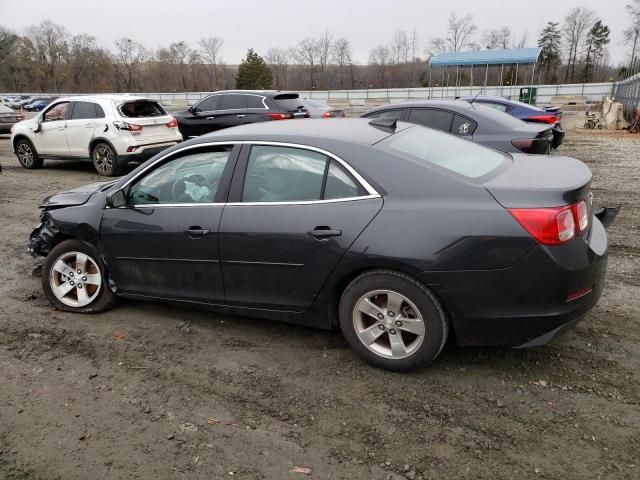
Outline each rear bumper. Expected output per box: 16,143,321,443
552,126,565,149
418,218,609,347
116,141,180,164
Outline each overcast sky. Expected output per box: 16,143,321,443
0,0,632,65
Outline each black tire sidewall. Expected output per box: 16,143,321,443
339,271,448,371
42,239,118,313
92,142,122,177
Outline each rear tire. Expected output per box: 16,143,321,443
42,239,119,313
15,138,43,169
338,270,449,371
92,142,123,177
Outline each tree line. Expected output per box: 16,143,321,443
0,2,639,94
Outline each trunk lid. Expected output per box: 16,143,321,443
483,154,592,208
511,123,553,154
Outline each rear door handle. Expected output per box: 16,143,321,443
237,114,246,118
183,226,211,238
206,116,215,120
307,226,342,239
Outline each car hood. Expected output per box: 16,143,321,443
40,180,118,208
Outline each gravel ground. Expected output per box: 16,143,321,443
0,113,639,480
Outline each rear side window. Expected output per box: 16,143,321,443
365,109,404,120
71,101,101,120
246,95,266,109
195,95,218,111
120,100,166,118
219,95,246,110
324,160,365,200
408,108,453,132
379,125,508,179
452,115,477,136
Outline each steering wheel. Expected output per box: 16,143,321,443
170,174,216,203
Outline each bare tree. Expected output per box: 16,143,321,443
168,41,188,90
295,38,320,89
26,20,70,92
332,37,355,89
68,34,111,92
317,30,333,89
625,0,640,72
562,7,595,82
265,47,290,89
512,30,528,49
199,36,224,90
188,49,203,90
482,27,511,49
113,37,146,91
428,12,477,55
369,45,391,87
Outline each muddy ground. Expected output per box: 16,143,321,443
0,113,638,480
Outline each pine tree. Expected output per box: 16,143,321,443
582,20,610,82
235,49,273,89
538,22,562,83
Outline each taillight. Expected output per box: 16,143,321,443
511,138,533,153
113,121,143,132
508,200,590,246
165,117,178,128
267,113,293,120
16,114,24,121
527,115,558,124
322,111,335,118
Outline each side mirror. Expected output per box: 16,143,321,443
106,189,126,208
33,116,43,133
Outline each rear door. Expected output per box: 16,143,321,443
211,94,248,130
66,101,104,157
218,143,383,311
100,144,239,303
36,101,71,156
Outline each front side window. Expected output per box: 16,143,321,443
195,95,218,112
128,147,232,205
219,95,246,110
407,108,453,132
43,102,70,122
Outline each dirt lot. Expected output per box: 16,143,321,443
0,114,639,480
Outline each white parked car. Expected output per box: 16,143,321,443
10,95,183,176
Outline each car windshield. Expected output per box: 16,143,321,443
378,125,509,179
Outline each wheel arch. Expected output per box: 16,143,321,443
12,134,35,152
88,137,118,158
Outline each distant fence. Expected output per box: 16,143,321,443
612,73,640,122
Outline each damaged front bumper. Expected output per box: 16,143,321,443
27,214,58,257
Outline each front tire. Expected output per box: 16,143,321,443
42,239,119,313
339,270,449,371
92,142,123,177
15,138,43,169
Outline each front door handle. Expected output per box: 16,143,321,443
206,116,215,120
237,114,246,118
183,226,211,238
308,226,342,239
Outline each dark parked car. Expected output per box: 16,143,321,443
363,100,554,154
27,118,614,371
301,99,346,118
0,104,24,134
462,96,565,149
24,97,56,112
173,90,309,138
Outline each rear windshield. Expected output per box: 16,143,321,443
273,94,305,112
119,100,167,118
378,125,509,179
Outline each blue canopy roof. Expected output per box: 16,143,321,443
429,48,541,66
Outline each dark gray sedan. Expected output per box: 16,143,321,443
363,100,554,154
0,104,25,134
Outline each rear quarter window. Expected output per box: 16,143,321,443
119,100,167,118
378,125,509,180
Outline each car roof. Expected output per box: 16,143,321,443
366,99,479,113
195,118,412,146
203,90,299,97
50,94,157,103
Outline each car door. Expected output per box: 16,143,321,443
219,143,383,311
181,95,220,138
212,94,248,130
244,94,269,124
36,101,71,156
65,101,104,157
100,144,239,303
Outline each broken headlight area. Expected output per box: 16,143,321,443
27,212,59,257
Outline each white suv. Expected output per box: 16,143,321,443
11,95,182,176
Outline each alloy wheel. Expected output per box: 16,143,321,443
352,289,426,359
94,146,113,175
49,251,102,307
17,143,34,167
